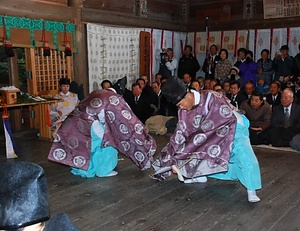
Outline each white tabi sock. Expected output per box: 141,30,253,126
171,165,184,182
184,176,208,184
247,190,260,203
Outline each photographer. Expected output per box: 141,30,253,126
159,48,177,78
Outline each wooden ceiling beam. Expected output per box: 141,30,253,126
82,8,187,31
0,0,75,22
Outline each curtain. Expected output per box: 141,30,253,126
87,23,142,92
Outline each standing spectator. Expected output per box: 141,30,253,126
214,48,232,84
240,91,272,144
234,48,247,68
202,44,220,79
159,48,177,78
265,81,282,107
265,89,300,147
226,80,248,108
293,44,300,76
273,45,294,81
257,49,274,86
178,45,200,80
239,50,258,87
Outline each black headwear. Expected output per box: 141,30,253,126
161,76,187,105
112,76,127,95
0,162,50,230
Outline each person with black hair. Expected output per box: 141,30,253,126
202,44,220,79
257,49,274,86
100,79,112,89
226,80,248,108
152,76,262,203
273,45,294,81
234,47,247,68
178,45,200,80
239,50,258,87
240,91,272,144
50,77,79,134
265,81,282,107
214,49,232,84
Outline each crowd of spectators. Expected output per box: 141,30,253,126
100,43,300,150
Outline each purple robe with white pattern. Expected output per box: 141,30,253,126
152,90,237,179
48,89,157,171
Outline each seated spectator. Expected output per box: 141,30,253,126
204,79,211,90
151,81,161,113
0,162,79,231
243,80,255,99
196,76,205,90
213,83,225,95
190,80,201,92
281,75,295,91
256,75,270,96
239,50,258,87
240,91,272,144
223,80,230,94
294,80,300,104
226,80,248,108
137,76,157,105
50,77,79,134
183,73,192,88
126,83,154,123
265,81,282,107
101,79,112,89
265,89,300,147
155,73,163,85
209,78,219,90
224,66,242,86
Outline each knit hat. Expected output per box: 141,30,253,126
161,76,187,105
230,66,240,74
0,162,50,230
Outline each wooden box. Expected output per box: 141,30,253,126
0,89,20,105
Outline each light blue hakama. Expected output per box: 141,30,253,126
71,121,118,178
208,115,262,190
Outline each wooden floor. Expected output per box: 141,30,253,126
1,130,300,231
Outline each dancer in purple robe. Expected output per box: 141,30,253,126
48,88,157,174
152,76,262,203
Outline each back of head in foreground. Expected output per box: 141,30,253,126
0,162,80,231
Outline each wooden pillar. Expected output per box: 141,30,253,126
68,0,89,97
8,49,22,131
